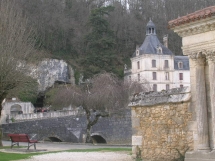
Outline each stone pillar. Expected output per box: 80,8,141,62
190,52,210,151
206,52,215,150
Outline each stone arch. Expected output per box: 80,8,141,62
44,134,63,142
10,104,22,115
48,136,62,142
91,133,107,144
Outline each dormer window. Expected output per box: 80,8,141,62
136,50,139,56
178,62,183,69
157,46,162,54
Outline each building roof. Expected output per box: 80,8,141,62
133,20,173,57
168,6,215,28
138,35,173,55
174,56,190,70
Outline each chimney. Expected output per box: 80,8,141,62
163,35,168,48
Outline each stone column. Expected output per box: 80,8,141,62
206,52,215,150
190,52,210,151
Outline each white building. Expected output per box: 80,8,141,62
124,20,190,91
0,97,35,124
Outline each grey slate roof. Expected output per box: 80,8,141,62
174,56,190,70
138,35,173,55
133,20,173,57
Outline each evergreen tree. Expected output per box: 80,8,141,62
83,6,123,78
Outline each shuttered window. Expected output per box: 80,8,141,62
152,60,156,67
179,73,183,80
137,61,140,69
153,72,157,80
153,84,157,92
164,60,169,68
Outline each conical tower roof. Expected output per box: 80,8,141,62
133,20,173,57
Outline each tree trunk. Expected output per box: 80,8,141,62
85,107,93,143
0,93,7,147
86,122,93,143
0,125,2,147
85,111,109,143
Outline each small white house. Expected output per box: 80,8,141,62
124,20,190,91
0,97,35,124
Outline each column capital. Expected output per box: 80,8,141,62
188,51,206,66
205,50,215,63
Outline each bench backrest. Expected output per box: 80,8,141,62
8,134,30,142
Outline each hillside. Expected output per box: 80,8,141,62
16,0,215,80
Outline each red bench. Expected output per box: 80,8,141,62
8,134,38,150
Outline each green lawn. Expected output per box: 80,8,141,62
0,147,131,161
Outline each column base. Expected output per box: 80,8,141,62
198,145,211,152
185,150,215,161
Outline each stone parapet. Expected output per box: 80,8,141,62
129,86,191,107
7,109,84,123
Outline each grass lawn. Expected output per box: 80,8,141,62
0,147,131,161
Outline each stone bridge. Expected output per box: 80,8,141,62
2,110,132,145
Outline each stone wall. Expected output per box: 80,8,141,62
130,87,194,161
2,110,132,145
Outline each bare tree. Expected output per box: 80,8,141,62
47,72,149,143
0,0,37,146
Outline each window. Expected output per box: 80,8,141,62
136,50,139,56
138,74,140,81
165,72,169,80
179,73,183,80
180,85,183,88
157,46,162,54
166,84,170,90
152,60,156,67
153,84,157,92
178,62,183,69
152,72,157,80
164,60,169,68
137,61,140,69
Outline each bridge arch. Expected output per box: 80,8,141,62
91,133,107,144
47,136,62,142
44,134,63,142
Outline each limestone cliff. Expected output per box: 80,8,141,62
28,59,75,92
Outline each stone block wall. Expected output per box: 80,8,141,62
132,103,193,161
130,87,194,161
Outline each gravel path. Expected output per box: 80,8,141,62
18,151,133,161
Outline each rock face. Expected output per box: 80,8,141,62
28,59,75,92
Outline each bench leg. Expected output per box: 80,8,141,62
11,142,19,149
27,143,36,150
